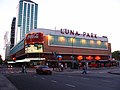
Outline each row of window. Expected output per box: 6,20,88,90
48,35,108,49
19,2,38,39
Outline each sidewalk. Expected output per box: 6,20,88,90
108,68,120,75
52,66,120,74
0,73,18,90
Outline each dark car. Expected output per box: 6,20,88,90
36,65,52,75
88,63,98,68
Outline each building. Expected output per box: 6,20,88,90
15,0,38,44
5,44,11,61
4,31,10,60
9,28,111,68
10,17,16,49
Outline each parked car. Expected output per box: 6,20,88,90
36,65,52,75
89,63,98,68
34,65,42,69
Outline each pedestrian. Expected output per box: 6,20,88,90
22,65,24,73
22,64,27,73
82,65,87,74
52,64,55,71
65,63,67,69
58,63,61,71
24,65,27,73
61,64,64,71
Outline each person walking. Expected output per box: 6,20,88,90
22,65,24,73
61,64,64,71
24,65,27,73
22,64,27,73
82,65,87,74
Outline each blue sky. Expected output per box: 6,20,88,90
0,0,120,59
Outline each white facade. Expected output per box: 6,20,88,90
30,28,108,42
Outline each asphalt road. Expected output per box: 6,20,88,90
3,69,120,90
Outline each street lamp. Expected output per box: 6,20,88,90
72,37,76,57
71,37,75,69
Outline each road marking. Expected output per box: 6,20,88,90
81,77,89,80
65,84,76,88
8,71,14,73
51,80,57,83
100,80,112,83
41,77,45,80
68,76,73,77
58,75,63,76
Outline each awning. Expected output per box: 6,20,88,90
15,58,46,63
7,61,16,64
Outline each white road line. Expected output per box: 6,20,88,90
68,76,73,77
100,80,112,83
9,71,14,73
51,80,57,83
58,75,63,76
65,84,76,88
81,77,89,80
41,77,45,80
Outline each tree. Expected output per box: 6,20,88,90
112,51,120,60
0,55,3,64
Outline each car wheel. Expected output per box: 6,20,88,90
36,70,39,74
40,71,43,75
48,71,52,75
36,71,39,74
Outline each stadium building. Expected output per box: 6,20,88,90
9,28,112,68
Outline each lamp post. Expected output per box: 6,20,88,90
72,37,74,59
71,37,75,69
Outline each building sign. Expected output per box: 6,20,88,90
57,55,62,60
77,55,83,60
25,44,43,53
25,32,44,44
86,56,93,60
60,28,97,38
95,56,101,60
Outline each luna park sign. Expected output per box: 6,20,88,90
60,28,97,38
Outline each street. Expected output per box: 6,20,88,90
0,67,120,90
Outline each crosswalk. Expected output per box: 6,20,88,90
0,68,113,75
54,70,108,74
0,70,35,74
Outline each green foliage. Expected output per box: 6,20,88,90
112,51,120,60
0,55,3,64
0,60,3,64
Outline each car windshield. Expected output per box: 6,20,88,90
39,66,49,68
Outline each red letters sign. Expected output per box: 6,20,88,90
95,56,101,60
61,28,97,38
86,56,93,60
77,55,83,60
25,32,44,44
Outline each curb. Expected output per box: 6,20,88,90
0,74,18,90
108,72,120,75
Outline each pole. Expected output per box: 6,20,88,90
72,37,74,69
72,38,73,58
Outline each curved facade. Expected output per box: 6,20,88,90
10,17,16,49
9,28,111,67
